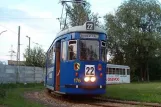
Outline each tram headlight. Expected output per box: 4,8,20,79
84,77,90,82
90,77,96,82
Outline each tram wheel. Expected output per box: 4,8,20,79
46,89,52,93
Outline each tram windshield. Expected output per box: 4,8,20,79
80,40,99,60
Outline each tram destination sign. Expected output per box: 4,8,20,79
80,33,99,39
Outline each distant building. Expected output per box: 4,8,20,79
8,60,25,66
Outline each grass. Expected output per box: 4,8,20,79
104,82,161,103
1,82,161,106
0,83,45,107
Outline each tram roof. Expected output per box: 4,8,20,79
47,22,107,53
56,22,106,38
107,64,130,69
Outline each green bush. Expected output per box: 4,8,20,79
0,83,17,89
0,83,44,90
0,88,6,99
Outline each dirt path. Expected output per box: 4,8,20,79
24,90,99,107
24,90,143,107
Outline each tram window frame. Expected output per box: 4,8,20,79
61,41,67,61
101,41,107,62
68,40,77,60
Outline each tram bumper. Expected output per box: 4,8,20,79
65,84,106,89
63,84,106,95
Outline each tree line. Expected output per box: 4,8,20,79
24,0,161,82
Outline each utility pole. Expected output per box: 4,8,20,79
16,26,20,83
17,26,20,65
26,36,31,54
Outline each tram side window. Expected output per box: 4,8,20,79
68,40,77,60
47,52,50,66
53,46,55,63
121,69,125,75
101,41,107,62
61,41,67,61
116,68,119,74
123,69,125,75
112,68,115,74
119,69,122,75
127,69,130,75
107,68,111,74
48,48,53,65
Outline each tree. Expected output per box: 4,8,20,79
104,0,161,81
61,1,101,29
23,46,46,67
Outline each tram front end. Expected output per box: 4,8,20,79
64,32,107,95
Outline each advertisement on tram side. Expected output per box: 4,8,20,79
106,74,130,84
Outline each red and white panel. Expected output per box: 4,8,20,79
106,74,130,84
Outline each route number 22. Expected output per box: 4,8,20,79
85,65,95,76
86,22,94,30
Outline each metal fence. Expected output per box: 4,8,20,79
0,62,45,83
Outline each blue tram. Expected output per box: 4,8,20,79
45,21,107,95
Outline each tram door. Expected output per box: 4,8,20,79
55,41,61,91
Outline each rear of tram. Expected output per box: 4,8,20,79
67,22,107,95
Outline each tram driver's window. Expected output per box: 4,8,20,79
101,41,107,62
68,40,77,60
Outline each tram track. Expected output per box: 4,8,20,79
93,97,161,107
46,89,161,107
45,90,117,107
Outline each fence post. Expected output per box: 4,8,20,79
43,67,44,83
34,66,35,83
24,66,26,84
16,65,19,83
4,64,6,84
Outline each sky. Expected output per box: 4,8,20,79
0,0,126,64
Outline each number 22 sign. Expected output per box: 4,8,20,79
86,22,94,30
85,65,95,76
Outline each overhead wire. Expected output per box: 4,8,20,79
0,16,59,34
0,24,51,49
0,17,55,19
0,23,56,35
0,9,61,52
0,24,17,34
